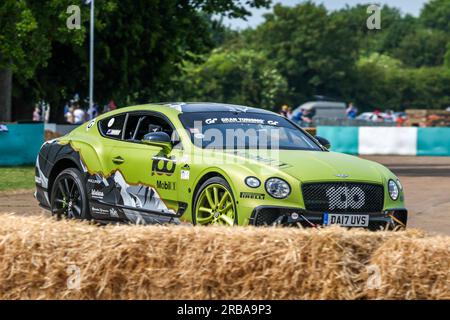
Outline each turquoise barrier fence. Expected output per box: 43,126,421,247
0,123,44,166
316,126,359,155
317,126,450,156
417,128,450,156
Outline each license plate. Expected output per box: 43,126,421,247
323,213,369,227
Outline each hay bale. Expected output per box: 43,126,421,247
0,214,446,300
366,237,450,300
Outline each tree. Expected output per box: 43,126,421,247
354,54,450,111
393,29,449,67
331,5,420,57
0,0,91,122
249,2,360,105
421,0,450,32
1,0,271,122
176,49,289,109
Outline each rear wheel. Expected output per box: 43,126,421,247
193,177,237,226
50,168,90,220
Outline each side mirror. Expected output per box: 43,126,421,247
142,132,172,154
315,136,331,150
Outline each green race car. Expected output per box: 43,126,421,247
35,103,407,230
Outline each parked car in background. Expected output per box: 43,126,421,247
292,101,347,122
356,112,393,123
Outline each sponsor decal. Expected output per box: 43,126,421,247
203,117,283,126
232,151,290,168
87,178,101,184
205,118,218,125
91,206,110,215
326,187,365,210
181,170,190,180
91,189,104,200
107,129,121,136
221,117,265,125
87,120,95,130
240,192,265,200
152,156,176,176
157,180,176,190
203,116,280,126
107,118,115,128
109,208,119,218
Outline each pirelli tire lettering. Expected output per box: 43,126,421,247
240,192,265,200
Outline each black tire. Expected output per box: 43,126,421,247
192,176,238,225
50,168,91,220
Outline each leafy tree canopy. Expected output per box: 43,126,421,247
176,48,289,109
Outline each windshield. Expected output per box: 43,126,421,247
179,112,321,150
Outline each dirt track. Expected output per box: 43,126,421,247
0,156,449,235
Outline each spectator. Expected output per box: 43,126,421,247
292,108,303,123
301,108,313,127
32,105,41,122
103,100,117,113
384,110,394,122
108,100,117,111
73,103,86,124
287,107,293,120
87,103,99,120
63,102,69,116
43,103,50,123
396,115,406,127
292,108,313,127
65,106,75,124
373,109,383,122
346,103,358,119
280,105,289,118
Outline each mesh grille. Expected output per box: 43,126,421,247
302,182,384,213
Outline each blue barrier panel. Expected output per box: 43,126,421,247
0,123,44,166
417,128,450,156
316,126,359,155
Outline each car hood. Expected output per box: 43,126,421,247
222,150,385,183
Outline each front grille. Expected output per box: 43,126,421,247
302,182,384,213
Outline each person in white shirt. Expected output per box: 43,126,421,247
73,104,86,124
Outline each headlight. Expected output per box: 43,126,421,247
388,180,399,200
396,179,403,191
265,178,291,199
245,177,261,188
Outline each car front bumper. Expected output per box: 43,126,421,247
250,206,408,231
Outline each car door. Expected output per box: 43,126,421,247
87,113,128,220
108,112,184,219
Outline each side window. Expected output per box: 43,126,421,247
124,113,175,142
123,114,141,140
99,114,126,139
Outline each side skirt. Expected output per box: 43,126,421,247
90,199,187,225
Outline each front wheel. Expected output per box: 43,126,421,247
193,177,237,226
50,168,90,220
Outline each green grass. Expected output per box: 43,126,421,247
0,167,35,191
